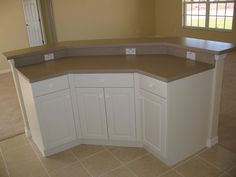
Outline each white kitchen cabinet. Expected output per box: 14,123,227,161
105,88,136,141
76,88,108,140
18,70,214,165
18,74,77,156
35,89,76,149
140,89,166,156
73,73,136,143
139,70,213,165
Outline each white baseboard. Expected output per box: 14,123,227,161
0,69,11,75
25,128,31,138
206,136,218,147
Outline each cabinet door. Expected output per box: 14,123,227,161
140,90,166,156
105,88,136,141
76,88,108,140
35,89,76,149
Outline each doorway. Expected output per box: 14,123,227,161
22,0,46,47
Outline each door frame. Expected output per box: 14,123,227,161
36,0,46,44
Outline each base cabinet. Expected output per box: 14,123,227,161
76,87,136,142
105,88,136,141
76,88,108,140
18,71,213,166
18,74,77,155
35,90,77,149
140,89,166,157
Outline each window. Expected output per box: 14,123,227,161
183,0,235,30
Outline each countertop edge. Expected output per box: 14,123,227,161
17,66,214,84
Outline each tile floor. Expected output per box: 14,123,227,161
0,134,236,177
0,73,24,141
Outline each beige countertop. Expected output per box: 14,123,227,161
4,37,236,59
17,54,214,83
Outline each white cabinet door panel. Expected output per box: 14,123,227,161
105,88,136,141
141,90,166,155
35,89,76,149
76,88,108,140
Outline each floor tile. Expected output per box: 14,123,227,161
159,170,183,177
107,146,148,163
228,165,236,177
101,166,136,177
82,150,121,177
218,173,231,177
30,140,42,155
0,152,9,177
0,134,29,152
39,150,77,172
49,162,90,177
3,145,47,177
72,144,105,160
175,157,222,177
127,154,170,177
198,145,236,171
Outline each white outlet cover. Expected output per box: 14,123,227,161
186,51,196,60
44,53,54,61
126,48,136,55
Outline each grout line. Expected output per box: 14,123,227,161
45,150,81,175
196,154,223,171
196,147,210,156
122,152,150,166
156,169,174,177
104,148,145,177
106,147,150,165
0,147,11,177
196,155,235,177
29,141,52,177
124,166,139,177
97,149,125,177
75,147,107,161
218,172,232,177
99,165,125,177
0,142,30,154
70,150,93,177
223,164,236,177
172,168,186,177
105,149,124,165
226,164,236,172
172,155,195,170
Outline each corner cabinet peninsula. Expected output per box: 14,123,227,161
4,37,235,166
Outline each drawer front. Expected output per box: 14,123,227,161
32,75,69,97
139,74,167,98
74,73,134,87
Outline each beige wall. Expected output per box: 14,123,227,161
0,0,29,71
155,0,236,43
52,0,156,42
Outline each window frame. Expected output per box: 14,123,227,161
182,0,236,31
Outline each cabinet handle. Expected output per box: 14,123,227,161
106,94,110,99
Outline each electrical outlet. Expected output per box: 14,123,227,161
126,48,136,55
44,53,54,61
186,51,196,60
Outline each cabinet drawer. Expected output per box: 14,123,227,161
139,74,167,98
74,73,134,87
32,75,69,97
